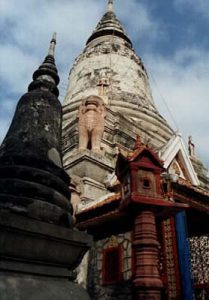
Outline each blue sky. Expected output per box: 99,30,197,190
0,0,209,168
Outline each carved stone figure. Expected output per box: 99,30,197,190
188,135,195,157
78,95,106,152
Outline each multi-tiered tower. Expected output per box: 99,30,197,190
62,1,175,205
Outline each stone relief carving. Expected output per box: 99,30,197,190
78,95,106,153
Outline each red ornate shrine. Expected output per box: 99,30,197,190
115,137,187,299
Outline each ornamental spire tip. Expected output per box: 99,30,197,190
48,32,56,57
107,0,113,12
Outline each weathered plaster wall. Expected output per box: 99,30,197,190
62,34,174,198
63,35,173,147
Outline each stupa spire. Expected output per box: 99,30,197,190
28,33,59,96
107,0,113,12
86,0,132,46
48,32,56,56
0,32,72,228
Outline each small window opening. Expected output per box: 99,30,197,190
102,247,122,285
143,178,151,189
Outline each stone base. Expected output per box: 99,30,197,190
64,150,114,202
0,211,92,300
81,177,107,203
64,150,114,182
0,273,90,300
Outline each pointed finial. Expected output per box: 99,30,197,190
107,0,113,12
48,32,56,56
188,136,195,157
28,32,59,96
133,135,141,150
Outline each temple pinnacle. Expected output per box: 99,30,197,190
107,0,113,12
48,32,56,57
28,33,59,96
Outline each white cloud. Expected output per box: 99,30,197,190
0,44,39,93
0,0,103,74
117,0,159,40
144,47,209,166
174,0,209,18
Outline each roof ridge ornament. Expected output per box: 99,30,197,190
188,135,195,158
133,135,142,150
48,32,56,57
107,0,113,12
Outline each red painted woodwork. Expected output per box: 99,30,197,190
157,221,168,293
131,167,138,192
160,219,181,299
113,140,186,298
102,246,122,285
117,148,163,202
133,211,163,299
115,142,184,299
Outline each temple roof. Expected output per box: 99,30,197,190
86,1,132,46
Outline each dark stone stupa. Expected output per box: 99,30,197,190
0,33,92,300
